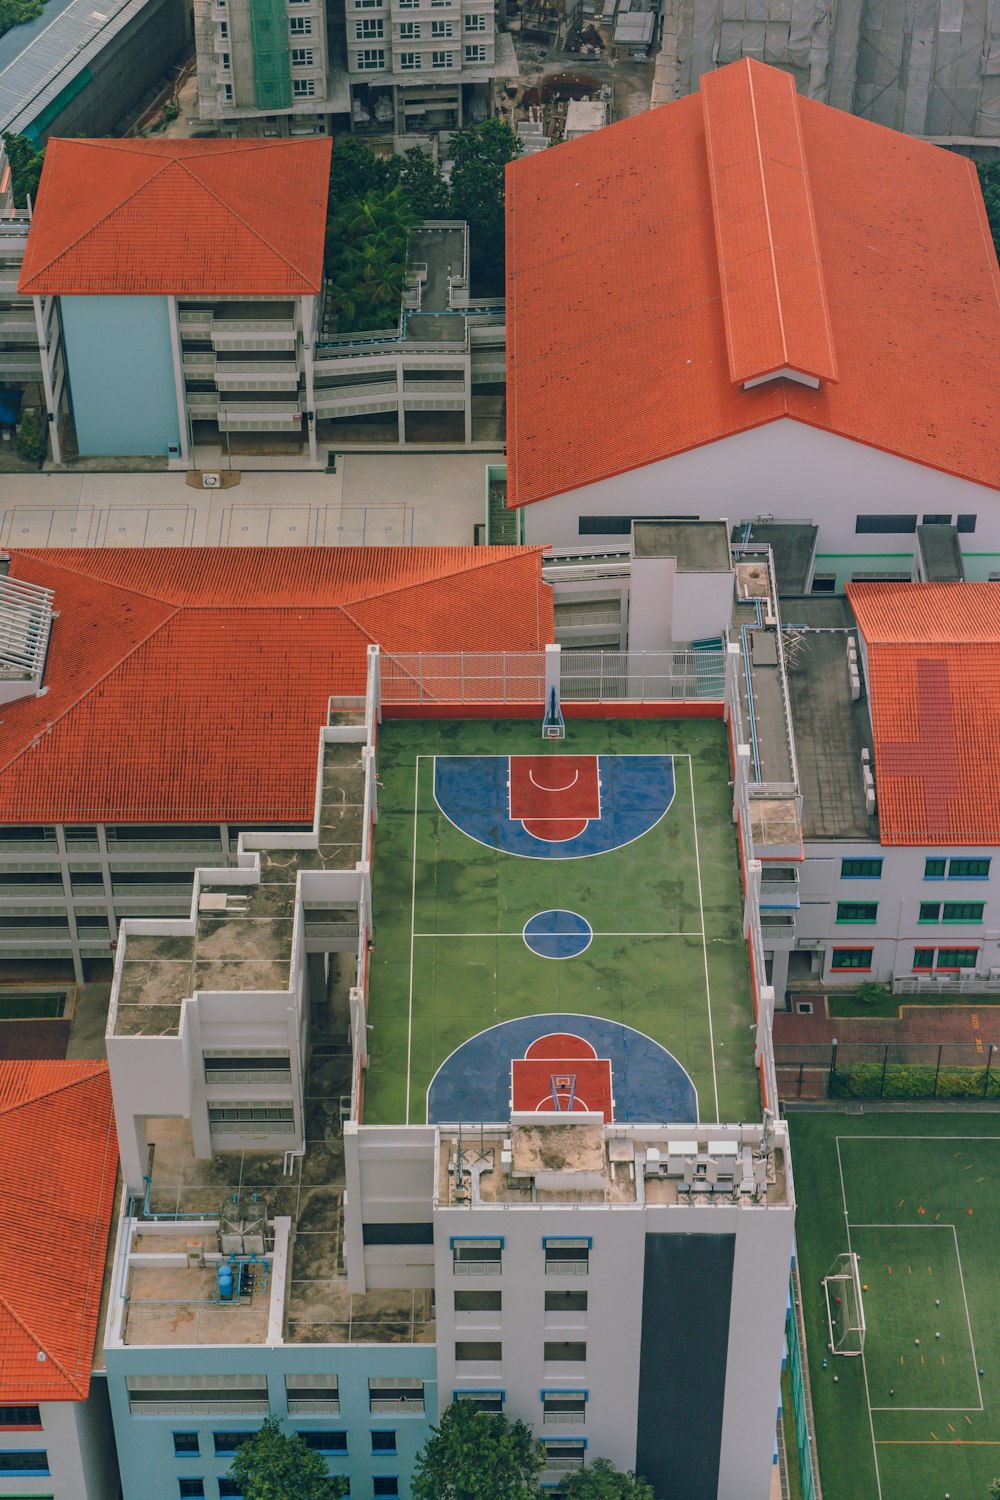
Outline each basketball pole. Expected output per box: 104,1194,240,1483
542,643,565,740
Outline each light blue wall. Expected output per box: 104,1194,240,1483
105,1341,436,1500
60,295,181,457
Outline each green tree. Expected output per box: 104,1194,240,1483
385,147,451,218
2,131,45,208
558,1457,658,1500
16,407,47,463
326,185,419,332
226,1416,347,1500
447,118,522,295
978,162,1000,256
0,0,44,42
330,135,392,205
412,1400,545,1500
989,1481,1000,1500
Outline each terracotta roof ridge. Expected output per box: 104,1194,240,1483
0,609,180,777
0,1292,85,1397
23,153,175,286
174,157,316,284
344,546,551,605
0,1061,107,1118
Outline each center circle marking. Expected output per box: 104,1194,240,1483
522,909,593,960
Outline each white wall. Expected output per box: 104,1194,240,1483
522,421,1000,555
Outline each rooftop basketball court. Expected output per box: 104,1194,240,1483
363,716,759,1127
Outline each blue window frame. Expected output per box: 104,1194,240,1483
924,858,946,879
373,1479,399,1498
213,1432,253,1455
174,1433,200,1456
0,1452,49,1475
218,1482,243,1499
297,1431,347,1453
949,859,990,879
178,1482,205,1499
371,1430,397,1453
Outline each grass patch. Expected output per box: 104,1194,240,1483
826,990,986,1019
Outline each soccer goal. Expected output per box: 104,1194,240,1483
823,1251,866,1356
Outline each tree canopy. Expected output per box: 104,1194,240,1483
226,1416,348,1500
326,184,419,332
447,119,522,295
557,1457,658,1500
3,132,45,208
411,1400,545,1500
0,0,44,43
978,161,1000,257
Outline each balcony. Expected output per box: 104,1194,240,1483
313,380,399,411
544,1259,589,1276
401,377,466,394
218,403,303,431
215,361,301,390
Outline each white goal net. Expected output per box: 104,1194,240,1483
823,1251,866,1356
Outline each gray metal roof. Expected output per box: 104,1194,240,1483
0,0,148,135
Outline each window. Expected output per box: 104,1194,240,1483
371,1431,397,1453
431,49,453,64
924,858,947,879
919,903,941,923
542,1391,587,1424
178,1484,205,1499
957,515,977,534
286,1375,339,1415
465,11,486,25
544,1343,586,1362
543,1237,590,1274
208,1104,294,1133
355,16,384,34
810,573,836,594
913,948,935,969
464,42,486,58
456,1342,502,1361
431,17,452,33
356,47,385,66
223,83,233,101
0,1408,41,1426
220,51,231,68
218,1484,242,1499
289,14,312,31
0,1453,49,1474
545,1290,588,1312
173,1433,200,1455
830,949,873,970
943,902,985,922
922,513,951,524
399,50,421,65
290,46,314,64
399,20,419,35
841,858,883,879
297,1431,347,1453
452,1237,502,1274
454,1290,502,1311
214,1433,252,1455
293,79,316,95
204,1052,290,1085
543,1440,586,1470
949,859,990,879
362,1223,433,1245
936,948,978,969
218,18,228,35
854,514,917,533
126,1373,268,1415
373,1482,399,1498
836,902,878,924
369,1378,425,1414
454,1390,504,1411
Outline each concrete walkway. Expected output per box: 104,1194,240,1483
0,451,500,548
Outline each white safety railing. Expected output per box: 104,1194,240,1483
379,648,726,705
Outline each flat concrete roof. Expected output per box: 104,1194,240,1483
782,597,879,842
736,522,818,596
633,519,731,571
917,523,964,582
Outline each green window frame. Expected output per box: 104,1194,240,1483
841,858,883,879
918,903,941,923
836,902,878,924
924,858,946,879
913,948,935,969
948,859,990,879
831,948,873,970
942,902,985,923
935,948,978,969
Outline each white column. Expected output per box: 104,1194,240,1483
301,294,318,464
32,294,61,464
166,295,191,465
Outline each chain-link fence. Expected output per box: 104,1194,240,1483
776,1040,1000,1101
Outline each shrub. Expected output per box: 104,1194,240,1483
854,980,889,1008
17,408,47,463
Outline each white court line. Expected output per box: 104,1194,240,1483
836,1138,884,1500
528,768,580,792
686,756,719,1121
405,757,421,1126
413,930,703,939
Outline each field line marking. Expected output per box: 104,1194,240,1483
528,768,580,791
413,930,703,939
838,1134,1000,1142
686,755,719,1120
851,1222,953,1230
405,755,422,1126
837,1137,884,1500
951,1222,984,1408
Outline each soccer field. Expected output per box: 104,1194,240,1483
363,717,759,1127
789,1114,1000,1500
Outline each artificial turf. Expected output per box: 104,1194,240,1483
788,1113,1000,1500
363,716,759,1126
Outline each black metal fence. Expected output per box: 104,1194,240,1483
776,1040,1000,1102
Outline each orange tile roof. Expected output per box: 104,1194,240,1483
847,582,1000,845
0,547,552,825
18,138,332,297
0,1062,117,1403
506,58,1000,507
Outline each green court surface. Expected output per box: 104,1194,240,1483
363,717,758,1126
789,1114,1000,1500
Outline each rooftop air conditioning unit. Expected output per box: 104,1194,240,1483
202,472,221,489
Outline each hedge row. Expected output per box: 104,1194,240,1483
830,1063,1000,1100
